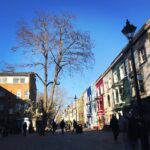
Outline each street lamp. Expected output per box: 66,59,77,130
122,20,149,150
121,20,140,104
74,95,77,121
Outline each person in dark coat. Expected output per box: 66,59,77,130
110,115,119,140
72,120,77,133
60,119,65,134
127,115,140,149
51,120,57,134
23,122,27,136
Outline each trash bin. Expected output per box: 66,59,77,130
76,124,83,133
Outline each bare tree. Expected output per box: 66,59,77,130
47,13,94,110
52,86,68,121
12,12,94,114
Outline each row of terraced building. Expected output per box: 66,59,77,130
64,19,150,129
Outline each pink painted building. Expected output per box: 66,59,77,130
95,78,105,129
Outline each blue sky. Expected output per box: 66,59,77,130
0,0,150,102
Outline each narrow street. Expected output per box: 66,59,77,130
0,130,133,150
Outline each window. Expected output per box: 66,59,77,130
87,104,92,114
138,47,147,65
116,89,119,103
93,102,97,112
97,101,100,111
24,90,29,99
13,78,19,83
13,77,25,83
20,78,25,83
130,80,136,97
113,91,115,104
107,95,111,107
98,87,101,96
119,64,125,80
119,86,123,95
138,74,145,93
100,86,104,95
128,58,133,73
0,78,7,83
108,78,112,88
16,89,21,98
113,71,118,83
100,100,103,110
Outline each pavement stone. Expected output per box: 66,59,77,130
0,129,149,150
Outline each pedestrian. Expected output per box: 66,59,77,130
127,114,140,149
29,121,34,133
60,119,65,134
119,111,130,149
51,120,57,134
72,120,77,133
110,114,119,141
22,122,27,136
119,105,141,150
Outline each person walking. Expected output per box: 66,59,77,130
72,120,77,133
51,120,57,134
119,111,131,149
127,115,140,150
22,122,27,136
60,119,65,134
110,114,119,141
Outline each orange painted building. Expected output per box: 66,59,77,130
0,72,36,130
0,72,36,102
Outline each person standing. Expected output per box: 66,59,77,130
110,115,119,141
23,122,27,136
60,119,65,134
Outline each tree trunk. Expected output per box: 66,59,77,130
48,73,58,112
44,53,48,110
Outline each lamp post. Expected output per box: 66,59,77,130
121,20,140,104
121,20,149,150
74,95,77,121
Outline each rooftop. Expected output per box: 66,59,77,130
0,72,35,76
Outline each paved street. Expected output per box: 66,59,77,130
0,130,134,150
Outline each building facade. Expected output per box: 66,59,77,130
103,69,114,125
0,73,36,129
63,19,150,129
95,78,105,129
